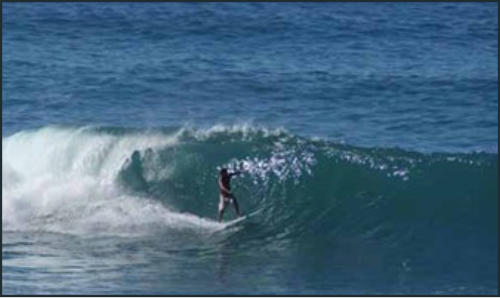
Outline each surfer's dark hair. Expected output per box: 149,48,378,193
219,168,228,174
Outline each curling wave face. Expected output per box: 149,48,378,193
2,124,496,245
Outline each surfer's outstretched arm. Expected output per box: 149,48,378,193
229,171,241,177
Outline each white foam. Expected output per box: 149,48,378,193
179,122,289,142
2,126,223,236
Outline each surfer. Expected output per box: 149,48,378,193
217,168,241,222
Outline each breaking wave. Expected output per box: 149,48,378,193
2,124,497,249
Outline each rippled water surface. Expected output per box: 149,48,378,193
2,2,498,295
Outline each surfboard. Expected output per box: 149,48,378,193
224,215,247,227
223,209,262,228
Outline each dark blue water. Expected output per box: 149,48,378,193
2,2,498,295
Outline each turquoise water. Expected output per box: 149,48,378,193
2,3,498,295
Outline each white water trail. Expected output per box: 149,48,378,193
2,126,225,236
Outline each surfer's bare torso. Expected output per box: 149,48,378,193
218,175,232,197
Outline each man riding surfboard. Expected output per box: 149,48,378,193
217,168,241,222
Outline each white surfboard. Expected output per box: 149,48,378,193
223,209,262,228
223,215,247,227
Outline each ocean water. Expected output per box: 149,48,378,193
2,2,498,295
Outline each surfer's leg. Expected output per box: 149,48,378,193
218,196,226,222
218,208,225,222
231,195,241,217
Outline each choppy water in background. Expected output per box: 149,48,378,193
2,2,498,295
